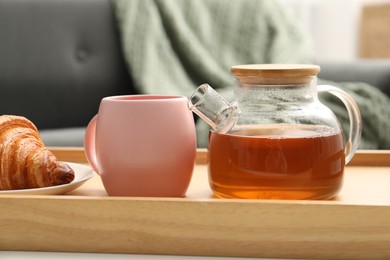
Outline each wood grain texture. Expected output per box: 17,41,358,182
359,3,390,58
50,147,87,164
1,196,390,259
0,149,389,259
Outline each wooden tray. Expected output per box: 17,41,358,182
1,148,390,259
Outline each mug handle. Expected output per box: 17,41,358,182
84,114,100,174
318,85,363,164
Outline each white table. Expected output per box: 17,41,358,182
2,251,283,260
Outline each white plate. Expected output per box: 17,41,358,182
0,162,95,195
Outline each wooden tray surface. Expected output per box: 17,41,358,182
1,148,390,259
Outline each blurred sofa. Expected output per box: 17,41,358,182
0,0,389,147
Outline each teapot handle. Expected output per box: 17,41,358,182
318,85,362,164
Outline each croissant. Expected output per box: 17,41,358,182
0,115,75,190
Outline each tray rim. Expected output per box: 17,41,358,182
48,147,390,166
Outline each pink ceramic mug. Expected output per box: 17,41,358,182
84,95,197,197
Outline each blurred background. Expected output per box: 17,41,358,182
279,0,390,62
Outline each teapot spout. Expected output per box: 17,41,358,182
188,84,240,134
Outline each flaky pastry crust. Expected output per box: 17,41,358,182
0,115,74,190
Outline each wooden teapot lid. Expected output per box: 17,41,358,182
231,64,320,77
230,64,321,85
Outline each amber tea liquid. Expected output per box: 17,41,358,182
208,124,345,199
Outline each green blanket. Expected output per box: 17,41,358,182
113,0,390,149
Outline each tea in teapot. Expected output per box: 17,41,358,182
189,64,362,200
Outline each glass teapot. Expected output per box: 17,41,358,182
189,64,362,200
